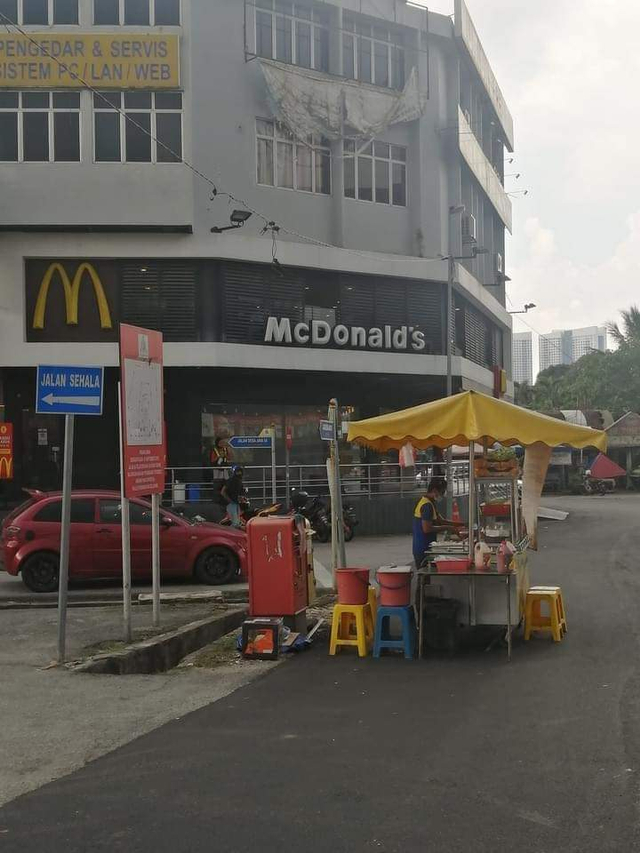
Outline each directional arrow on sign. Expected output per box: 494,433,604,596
42,394,102,407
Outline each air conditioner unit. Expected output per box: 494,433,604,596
461,213,477,245
495,252,504,275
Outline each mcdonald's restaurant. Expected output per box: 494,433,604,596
0,251,508,504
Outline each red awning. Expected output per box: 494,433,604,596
590,453,626,479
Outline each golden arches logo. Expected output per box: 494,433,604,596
33,263,112,331
0,456,12,479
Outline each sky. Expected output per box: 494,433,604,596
417,0,640,346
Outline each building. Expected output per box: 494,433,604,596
0,0,514,496
512,331,533,386
539,326,607,373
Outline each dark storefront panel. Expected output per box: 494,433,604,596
454,293,503,370
121,263,199,342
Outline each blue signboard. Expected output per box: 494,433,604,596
36,365,104,416
229,435,273,449
319,419,335,441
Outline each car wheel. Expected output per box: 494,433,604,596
194,546,239,585
21,552,60,593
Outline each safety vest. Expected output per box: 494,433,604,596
414,496,437,520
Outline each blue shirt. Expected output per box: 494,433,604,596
413,496,437,561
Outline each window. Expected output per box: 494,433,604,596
255,1,329,72
0,92,80,162
34,499,95,523
4,0,79,24
256,119,331,195
93,91,182,163
93,0,180,25
99,499,152,524
342,14,405,90
343,139,406,206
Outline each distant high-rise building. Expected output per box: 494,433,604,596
513,332,533,385
539,326,607,373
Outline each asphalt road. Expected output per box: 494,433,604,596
1,495,640,851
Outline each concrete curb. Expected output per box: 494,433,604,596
71,607,248,675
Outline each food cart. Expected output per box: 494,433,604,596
347,391,607,660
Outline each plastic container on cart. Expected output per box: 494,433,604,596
434,557,472,574
335,568,370,605
377,566,412,607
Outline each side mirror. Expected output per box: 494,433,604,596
160,515,174,527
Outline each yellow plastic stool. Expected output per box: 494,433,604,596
368,586,378,624
330,603,374,657
343,588,377,641
524,587,567,642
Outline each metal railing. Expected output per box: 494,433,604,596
164,461,470,505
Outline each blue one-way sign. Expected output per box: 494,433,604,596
229,435,272,449
36,365,104,416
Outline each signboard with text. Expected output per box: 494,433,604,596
229,435,272,450
120,324,165,498
0,424,13,480
36,365,104,415
0,33,180,88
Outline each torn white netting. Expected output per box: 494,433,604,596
259,59,425,140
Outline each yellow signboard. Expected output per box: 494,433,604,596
0,33,179,89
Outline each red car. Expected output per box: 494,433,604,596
0,490,247,593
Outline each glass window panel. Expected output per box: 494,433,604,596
343,13,355,32
22,0,48,24
256,0,273,7
315,150,331,195
277,140,294,188
95,111,121,161
374,141,389,158
256,10,273,58
343,138,355,154
156,112,181,161
276,122,293,140
275,0,292,11
94,0,119,23
257,137,274,184
356,20,370,36
314,26,329,71
391,144,406,162
391,46,405,90
374,41,389,87
373,25,388,40
154,92,181,109
360,141,373,156
53,0,78,24
313,6,328,23
125,112,151,161
54,112,80,161
99,499,122,524
295,20,311,68
124,0,149,25
129,502,152,525
23,92,49,109
375,159,389,204
124,92,152,109
23,112,49,161
0,0,17,23
342,33,354,78
392,162,406,206
256,118,274,136
295,3,310,19
0,113,18,161
154,0,180,25
275,13,292,62
0,92,18,108
357,156,372,201
52,92,80,109
296,143,312,191
358,37,371,82
94,90,121,109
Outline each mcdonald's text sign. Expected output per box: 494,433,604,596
0,424,13,480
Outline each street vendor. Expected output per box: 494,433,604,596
412,478,464,567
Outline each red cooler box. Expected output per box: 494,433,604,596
246,516,308,618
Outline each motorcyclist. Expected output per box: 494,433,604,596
221,465,245,528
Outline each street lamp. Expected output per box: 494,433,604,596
210,209,253,233
508,303,536,315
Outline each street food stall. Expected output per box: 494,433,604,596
347,391,607,659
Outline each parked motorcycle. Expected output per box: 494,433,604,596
290,489,331,541
582,473,608,496
219,496,282,527
327,502,359,542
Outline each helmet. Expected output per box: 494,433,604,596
230,464,243,475
290,489,309,510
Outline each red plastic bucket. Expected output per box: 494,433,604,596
335,568,370,605
377,567,412,607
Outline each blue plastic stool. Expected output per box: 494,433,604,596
373,605,416,660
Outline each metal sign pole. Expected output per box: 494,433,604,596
270,424,277,504
56,413,74,665
151,491,161,628
329,399,347,569
285,433,291,510
118,383,132,643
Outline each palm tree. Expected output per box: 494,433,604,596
608,305,640,347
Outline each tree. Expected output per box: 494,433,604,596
514,381,534,407
608,305,640,348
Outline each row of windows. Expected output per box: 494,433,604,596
255,119,408,207
0,0,180,26
254,1,406,91
0,90,182,162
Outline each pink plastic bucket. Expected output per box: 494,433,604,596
335,569,370,605
377,567,412,607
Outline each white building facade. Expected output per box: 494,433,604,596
512,331,533,385
0,0,514,493
539,326,607,373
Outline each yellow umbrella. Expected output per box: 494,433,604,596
347,391,607,452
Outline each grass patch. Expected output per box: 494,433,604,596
188,631,240,670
